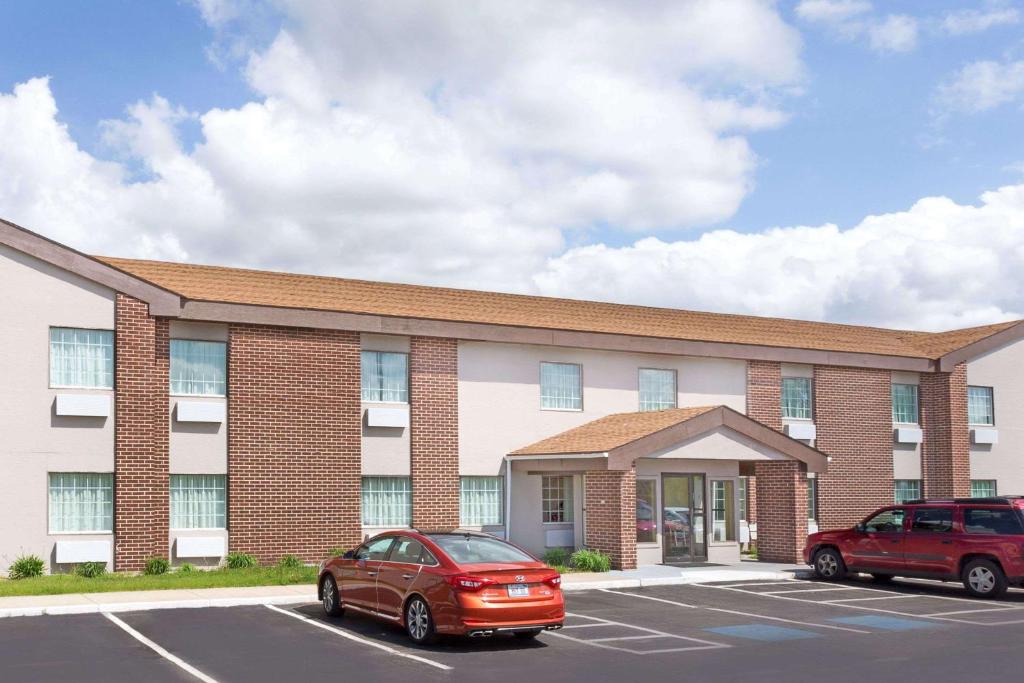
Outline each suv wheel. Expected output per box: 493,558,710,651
813,547,846,581
963,558,1008,599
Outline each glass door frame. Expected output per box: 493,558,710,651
660,473,708,565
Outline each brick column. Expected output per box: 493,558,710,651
920,364,970,498
409,337,460,529
584,468,637,570
114,294,169,571
753,460,807,563
228,325,362,564
814,365,892,530
746,360,782,527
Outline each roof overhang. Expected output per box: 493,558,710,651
1,218,182,316
938,321,1024,371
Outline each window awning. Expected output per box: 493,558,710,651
507,405,828,473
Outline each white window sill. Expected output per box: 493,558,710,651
637,542,660,548
540,407,584,412
542,521,574,526
48,530,113,536
361,400,410,406
171,393,227,399
50,385,113,391
170,527,227,532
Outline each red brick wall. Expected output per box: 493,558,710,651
745,360,782,526
920,363,970,498
584,469,637,570
410,336,460,529
814,365,893,530
228,324,362,564
114,295,169,571
753,460,807,563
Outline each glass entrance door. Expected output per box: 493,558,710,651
662,474,707,564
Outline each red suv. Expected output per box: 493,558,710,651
804,496,1024,598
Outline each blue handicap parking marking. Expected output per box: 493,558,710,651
829,616,938,631
704,624,821,641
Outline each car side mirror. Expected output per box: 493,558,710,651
343,550,356,560
854,523,866,533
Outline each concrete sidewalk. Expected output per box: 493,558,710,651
0,560,810,618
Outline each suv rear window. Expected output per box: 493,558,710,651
430,535,535,563
963,507,1024,535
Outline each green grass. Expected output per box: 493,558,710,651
0,565,317,597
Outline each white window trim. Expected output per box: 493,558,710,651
48,326,115,390
638,368,678,412
891,383,920,426
967,386,995,427
636,475,660,547
539,361,584,412
541,474,574,524
47,472,114,535
781,376,813,421
709,477,739,546
360,350,410,405
169,474,228,531
169,338,228,398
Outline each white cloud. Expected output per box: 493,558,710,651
795,0,871,24
940,5,1020,35
868,15,918,53
795,1,918,54
935,59,1024,114
533,185,1024,331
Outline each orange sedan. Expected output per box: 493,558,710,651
317,530,564,644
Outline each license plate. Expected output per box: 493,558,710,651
507,583,529,597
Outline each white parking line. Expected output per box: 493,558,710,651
713,581,798,588
924,606,1024,617
827,595,919,603
761,587,868,595
103,612,219,683
264,605,452,671
547,611,729,655
598,589,870,634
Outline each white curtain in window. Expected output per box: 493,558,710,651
361,352,409,402
460,477,503,525
892,384,919,424
781,377,812,419
639,368,676,411
540,363,582,410
362,476,412,526
170,340,226,396
48,473,113,533
894,479,921,503
170,474,226,529
967,386,994,425
50,328,113,388
970,480,997,497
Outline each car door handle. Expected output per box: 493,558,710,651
890,539,900,543
941,540,953,545
402,574,415,580
367,571,377,577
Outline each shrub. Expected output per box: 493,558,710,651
326,547,348,559
144,557,170,576
177,563,196,574
277,554,303,570
226,552,258,569
74,562,106,578
542,548,570,567
8,554,45,580
570,548,611,573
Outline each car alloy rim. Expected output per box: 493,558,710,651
969,567,995,593
818,553,837,576
323,579,336,611
408,600,429,640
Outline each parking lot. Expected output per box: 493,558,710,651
6,576,1024,682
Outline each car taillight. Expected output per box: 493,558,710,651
445,574,497,592
543,574,562,589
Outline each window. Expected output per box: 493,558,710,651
460,476,503,526
711,480,736,542
781,377,812,420
739,477,749,521
49,328,113,389
638,368,676,411
542,475,573,523
894,479,921,504
170,340,226,396
863,508,905,533
540,362,582,410
361,351,408,403
910,507,953,533
389,536,436,565
963,508,1024,535
971,480,997,498
48,473,113,533
361,476,412,527
431,534,535,563
355,536,395,561
636,478,657,543
170,474,226,529
968,386,994,425
807,477,818,522
891,384,919,424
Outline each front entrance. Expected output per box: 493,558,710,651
662,474,707,564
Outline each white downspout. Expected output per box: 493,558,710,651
504,457,513,542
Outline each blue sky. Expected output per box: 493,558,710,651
1,1,1023,330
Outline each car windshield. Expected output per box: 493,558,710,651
430,535,535,564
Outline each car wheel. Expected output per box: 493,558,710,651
513,630,542,640
405,596,438,644
963,559,1007,599
813,547,846,581
320,575,344,617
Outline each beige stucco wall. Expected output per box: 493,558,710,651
967,339,1024,492
361,333,411,475
0,245,116,573
891,371,922,480
508,459,592,558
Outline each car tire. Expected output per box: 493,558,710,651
812,547,846,581
513,630,542,640
320,575,344,617
962,558,1008,599
405,596,438,645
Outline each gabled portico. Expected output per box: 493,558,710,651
507,406,828,569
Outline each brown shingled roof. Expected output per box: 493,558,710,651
94,256,1021,360
509,407,719,456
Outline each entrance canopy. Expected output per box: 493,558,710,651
508,405,828,473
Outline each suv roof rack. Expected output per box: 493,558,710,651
413,528,491,537
903,496,1024,505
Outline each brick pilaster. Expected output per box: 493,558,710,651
753,460,807,563
920,363,970,498
584,469,637,570
410,336,460,529
745,360,782,526
114,294,169,571
228,325,361,564
814,365,893,530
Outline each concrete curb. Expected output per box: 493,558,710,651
560,569,812,592
0,593,316,619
